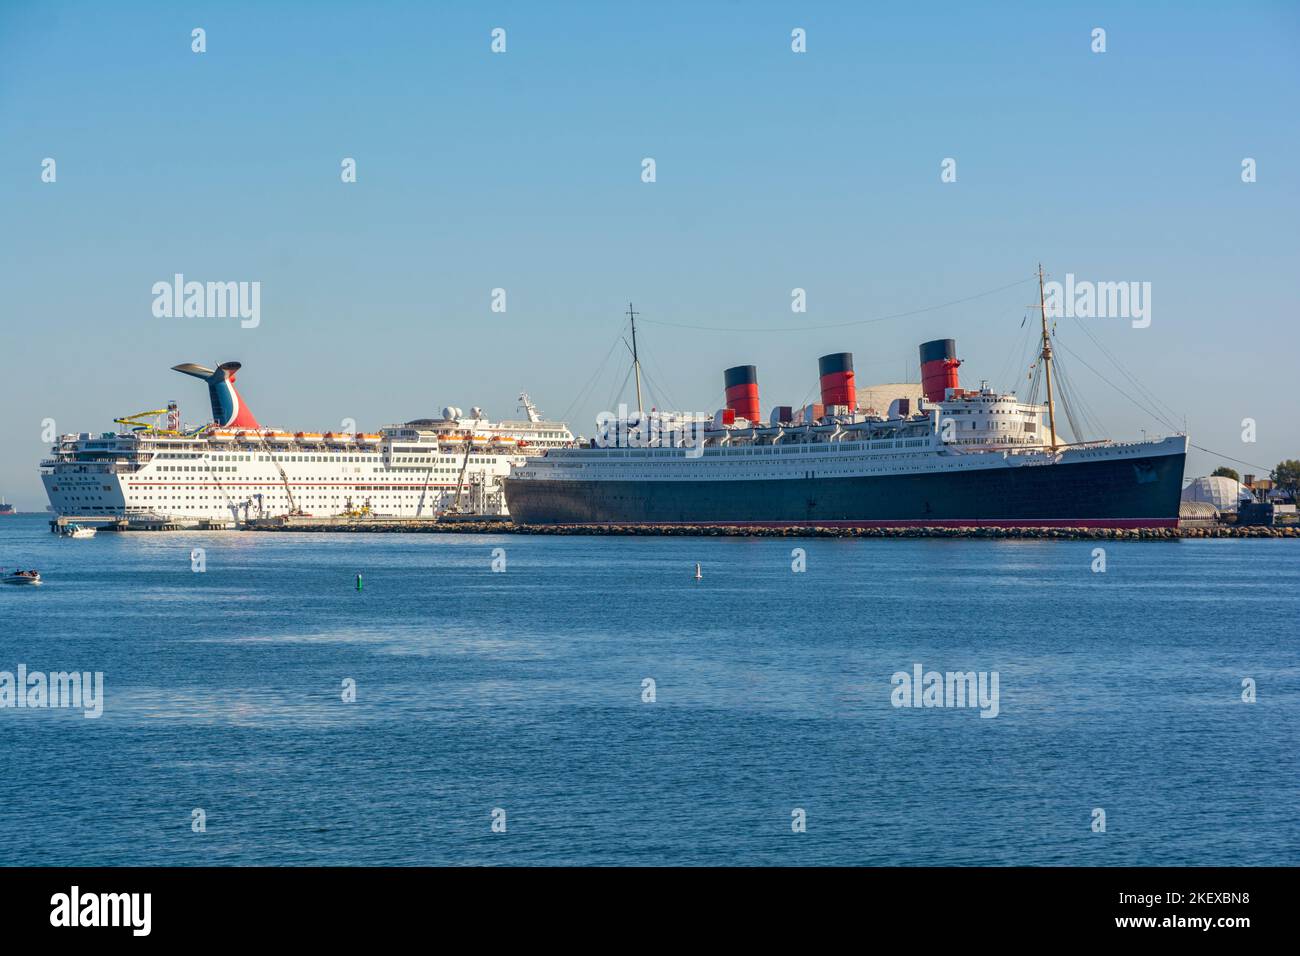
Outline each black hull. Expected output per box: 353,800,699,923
504,451,1186,528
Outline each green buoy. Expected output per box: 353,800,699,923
356,573,363,591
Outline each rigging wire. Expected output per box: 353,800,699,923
636,275,1038,333
1027,357,1042,407
994,312,1038,396
1069,351,1108,439
618,334,658,409
1053,338,1182,433
1049,347,1085,442
990,315,1022,396
605,363,635,415
1067,313,1183,427
1051,345,1103,443
1186,443,1278,474
1049,332,1106,441
559,329,626,423
1017,323,1040,396
640,346,681,412
1039,267,1184,436
641,370,669,412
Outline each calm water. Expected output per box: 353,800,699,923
0,513,1296,866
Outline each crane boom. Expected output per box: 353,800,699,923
450,432,475,514
251,433,299,514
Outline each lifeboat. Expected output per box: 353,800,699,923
357,433,381,444
295,432,324,442
267,431,293,444
324,432,355,444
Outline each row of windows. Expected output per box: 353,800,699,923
65,489,473,513
201,453,497,464
151,464,498,475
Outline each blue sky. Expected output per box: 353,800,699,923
1,1,1297,507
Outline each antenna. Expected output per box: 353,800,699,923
627,302,644,416
1037,264,1059,452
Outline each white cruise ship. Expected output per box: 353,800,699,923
41,361,573,521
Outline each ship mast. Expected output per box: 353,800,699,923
627,302,644,416
1037,263,1059,451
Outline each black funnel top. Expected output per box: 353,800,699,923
919,339,957,365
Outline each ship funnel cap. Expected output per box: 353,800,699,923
723,365,758,388
919,339,957,364
817,352,854,376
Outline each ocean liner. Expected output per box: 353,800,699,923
41,362,572,521
503,273,1187,528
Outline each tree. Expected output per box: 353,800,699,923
1272,460,1300,501
1211,466,1240,483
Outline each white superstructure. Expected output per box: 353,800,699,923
511,383,1185,483
40,364,573,521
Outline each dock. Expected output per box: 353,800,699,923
47,514,1298,538
51,513,512,534
51,514,188,532
245,514,510,532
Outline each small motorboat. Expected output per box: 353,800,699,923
56,523,96,539
2,570,42,586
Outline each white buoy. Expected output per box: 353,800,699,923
694,562,702,580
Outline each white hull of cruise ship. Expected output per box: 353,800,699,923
40,362,572,522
